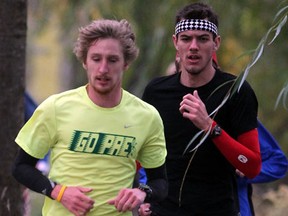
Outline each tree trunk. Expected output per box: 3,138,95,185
0,0,27,215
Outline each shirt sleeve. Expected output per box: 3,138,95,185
248,120,288,183
15,96,57,159
137,107,167,169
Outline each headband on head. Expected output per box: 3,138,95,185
175,19,218,36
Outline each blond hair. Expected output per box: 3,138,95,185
73,19,139,65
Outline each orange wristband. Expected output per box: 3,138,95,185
56,185,67,202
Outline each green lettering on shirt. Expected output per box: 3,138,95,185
69,130,136,157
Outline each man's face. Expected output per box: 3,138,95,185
84,38,127,96
173,30,220,75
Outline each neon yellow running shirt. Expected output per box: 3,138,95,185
15,86,166,216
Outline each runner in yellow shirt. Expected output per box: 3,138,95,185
12,19,167,216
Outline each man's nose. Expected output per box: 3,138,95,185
189,39,199,50
99,60,108,73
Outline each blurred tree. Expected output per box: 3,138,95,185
0,0,27,215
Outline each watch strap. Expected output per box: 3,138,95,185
138,183,152,200
210,124,222,138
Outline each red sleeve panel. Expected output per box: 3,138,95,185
212,123,261,179
136,160,142,172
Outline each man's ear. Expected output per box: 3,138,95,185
213,35,221,51
172,34,178,51
123,62,129,71
82,62,87,70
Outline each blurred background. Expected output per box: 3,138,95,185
24,0,288,215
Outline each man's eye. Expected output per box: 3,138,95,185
109,58,118,63
180,37,190,42
200,37,209,42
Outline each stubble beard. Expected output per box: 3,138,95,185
186,66,202,76
90,82,112,96
185,58,211,76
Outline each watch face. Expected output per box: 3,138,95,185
215,125,221,135
139,184,149,189
211,125,221,138
139,184,152,193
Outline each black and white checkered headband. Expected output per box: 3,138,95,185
175,19,218,36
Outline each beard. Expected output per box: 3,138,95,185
185,65,202,75
93,84,113,95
